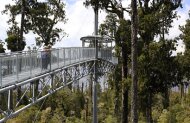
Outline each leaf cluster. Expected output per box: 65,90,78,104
84,0,128,19
0,42,5,53
138,0,182,43
5,34,26,51
138,39,178,94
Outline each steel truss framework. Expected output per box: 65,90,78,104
0,59,115,122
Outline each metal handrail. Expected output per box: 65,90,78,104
0,47,114,88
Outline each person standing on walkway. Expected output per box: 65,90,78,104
42,46,51,69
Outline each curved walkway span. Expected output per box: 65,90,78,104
0,47,117,122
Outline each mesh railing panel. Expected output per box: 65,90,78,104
0,47,114,87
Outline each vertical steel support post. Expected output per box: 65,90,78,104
50,74,54,91
8,90,11,112
40,51,42,72
82,47,84,61
69,48,71,65
93,7,98,123
57,49,60,68
82,40,85,47
63,49,65,66
78,48,80,62
29,51,32,77
16,54,19,81
0,59,2,87
32,82,35,103
63,71,66,86
50,50,52,71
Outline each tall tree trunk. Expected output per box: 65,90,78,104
123,87,129,123
131,0,138,122
146,92,153,123
180,83,184,105
20,0,25,45
122,43,129,123
17,0,25,105
162,88,169,109
114,65,122,118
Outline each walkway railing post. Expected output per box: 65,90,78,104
63,49,65,66
69,48,71,65
29,51,32,77
16,54,19,81
50,50,52,71
0,59,2,87
57,49,60,68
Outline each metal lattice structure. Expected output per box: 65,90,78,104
0,47,117,122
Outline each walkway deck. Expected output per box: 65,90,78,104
0,47,114,88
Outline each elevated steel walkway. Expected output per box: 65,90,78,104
0,47,117,122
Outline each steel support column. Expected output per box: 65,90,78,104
93,6,98,123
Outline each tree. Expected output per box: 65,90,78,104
178,11,190,104
138,39,179,122
29,0,67,46
138,0,182,44
99,12,132,123
84,1,133,122
99,13,118,39
3,0,28,51
137,1,182,122
179,18,190,80
3,0,67,47
0,41,5,53
131,0,138,122
85,0,129,19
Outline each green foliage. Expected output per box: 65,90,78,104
42,87,85,118
0,42,5,53
180,19,190,49
138,0,182,43
138,38,180,121
138,112,146,123
84,0,126,19
138,39,177,95
40,107,52,123
50,108,66,122
3,0,28,51
157,109,171,123
99,13,118,39
84,0,103,10
152,94,164,122
152,92,190,123
3,0,67,47
66,116,83,123
173,105,190,123
104,115,117,123
179,18,190,80
7,106,39,123
5,34,26,52
29,0,67,46
115,19,131,53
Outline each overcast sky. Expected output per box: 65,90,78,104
0,0,189,52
